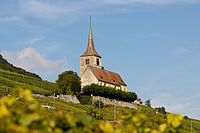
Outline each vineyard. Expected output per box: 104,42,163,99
0,69,200,132
34,95,200,132
0,69,56,95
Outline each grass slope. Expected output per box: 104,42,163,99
0,69,57,95
34,96,200,132
0,69,199,132
0,54,41,79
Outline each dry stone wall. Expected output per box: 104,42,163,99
32,94,137,109
58,94,80,104
92,96,137,109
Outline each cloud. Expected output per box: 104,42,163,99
18,0,200,21
19,0,83,20
174,48,189,56
98,0,200,5
24,37,45,45
0,16,22,22
150,91,200,119
1,48,69,81
167,103,191,113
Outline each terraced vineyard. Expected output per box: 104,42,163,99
0,69,200,132
0,69,57,96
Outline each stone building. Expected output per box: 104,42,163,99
80,22,127,92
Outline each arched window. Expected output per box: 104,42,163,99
96,59,99,66
86,59,89,64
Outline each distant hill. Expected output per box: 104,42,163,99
0,54,41,79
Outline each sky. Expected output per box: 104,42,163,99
0,0,200,120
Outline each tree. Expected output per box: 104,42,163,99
56,71,81,95
158,106,166,114
145,99,151,107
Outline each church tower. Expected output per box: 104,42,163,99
80,18,102,78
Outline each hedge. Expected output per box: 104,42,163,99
83,84,137,102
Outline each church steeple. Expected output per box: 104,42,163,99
81,17,101,58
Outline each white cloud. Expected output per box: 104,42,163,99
174,47,189,56
24,37,44,45
167,103,191,113
150,91,200,119
18,0,200,21
19,0,83,20
1,48,69,81
0,16,22,22
98,0,200,5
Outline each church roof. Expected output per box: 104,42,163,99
81,22,101,58
89,66,127,86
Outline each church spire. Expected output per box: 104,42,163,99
81,17,101,58
89,16,93,41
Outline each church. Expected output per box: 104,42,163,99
80,21,128,92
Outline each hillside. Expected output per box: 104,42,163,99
34,96,200,132
0,69,199,132
0,54,41,79
0,68,56,96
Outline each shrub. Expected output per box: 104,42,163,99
158,106,166,115
184,115,189,119
93,100,104,108
79,95,92,105
83,84,137,102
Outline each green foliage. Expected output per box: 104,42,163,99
0,69,57,96
145,99,151,107
56,71,81,95
184,115,189,119
93,100,104,108
0,54,41,79
158,106,166,115
0,88,187,133
78,95,92,105
83,84,137,102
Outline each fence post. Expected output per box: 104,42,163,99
114,101,116,120
54,92,55,108
99,97,101,117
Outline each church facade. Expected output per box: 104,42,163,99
80,22,127,92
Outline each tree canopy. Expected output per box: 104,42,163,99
56,71,81,95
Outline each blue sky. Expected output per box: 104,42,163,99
0,0,200,119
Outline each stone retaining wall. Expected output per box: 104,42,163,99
58,94,80,104
32,94,80,104
32,94,137,109
92,96,137,109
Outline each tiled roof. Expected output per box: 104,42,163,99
89,66,127,86
81,44,101,58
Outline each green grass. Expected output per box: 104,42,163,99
34,96,200,132
138,105,200,133
0,69,57,95
0,68,200,132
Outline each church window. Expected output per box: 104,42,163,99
86,59,89,64
96,59,99,66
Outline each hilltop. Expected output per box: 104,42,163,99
0,54,41,79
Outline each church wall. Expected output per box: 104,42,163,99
121,85,128,92
81,67,98,89
98,81,125,91
80,56,102,77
